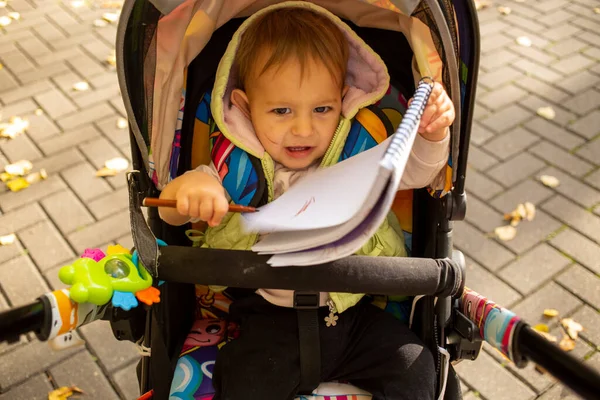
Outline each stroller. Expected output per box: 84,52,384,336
1,0,600,399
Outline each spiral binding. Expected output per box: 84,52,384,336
382,78,434,171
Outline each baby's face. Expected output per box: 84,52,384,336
245,57,344,169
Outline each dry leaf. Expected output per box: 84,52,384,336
540,175,560,188
72,81,90,91
537,331,558,343
25,169,47,184
0,233,16,246
559,335,576,352
475,0,491,10
543,309,559,318
535,364,548,374
516,36,532,47
0,15,11,27
533,323,550,333
102,12,120,23
48,385,84,400
561,318,583,340
8,11,19,20
70,0,85,7
0,63,3,70
96,157,129,177
503,203,530,227
537,106,556,120
0,116,29,139
116,117,128,129
497,6,512,15
106,51,116,67
93,19,108,27
6,177,29,192
0,1,7,8
34,108,43,116
5,159,33,175
495,225,517,241
524,202,536,221
594,7,600,14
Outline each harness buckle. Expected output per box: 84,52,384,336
293,291,320,309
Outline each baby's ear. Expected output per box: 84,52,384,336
231,89,251,119
342,85,350,98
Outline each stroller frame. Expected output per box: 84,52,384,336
114,0,482,398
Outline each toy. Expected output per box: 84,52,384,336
58,242,164,311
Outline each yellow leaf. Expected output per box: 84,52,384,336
6,177,29,192
559,335,576,352
0,233,16,246
494,225,517,241
48,385,84,400
4,159,33,176
540,175,560,188
533,323,549,333
524,202,536,221
594,7,600,14
0,1,7,8
72,81,89,91
0,116,29,139
102,12,119,23
537,106,556,120
70,0,84,7
34,108,44,116
516,36,532,47
0,15,11,26
561,318,583,340
543,309,559,318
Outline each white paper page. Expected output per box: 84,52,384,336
252,164,390,254
267,167,401,266
242,137,391,233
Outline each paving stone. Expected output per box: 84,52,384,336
478,84,529,111
0,79,53,104
464,257,521,307
541,24,581,42
18,221,75,272
480,49,520,71
487,153,546,187
0,373,53,400
50,70,86,96
478,66,523,90
34,88,77,119
35,148,85,175
562,89,600,116
61,162,112,202
80,321,140,373
583,46,600,61
512,59,562,83
513,76,570,104
115,234,134,251
87,72,119,89
546,37,588,57
585,168,600,190
67,54,107,82
499,243,571,294
0,235,23,265
0,132,42,162
466,145,499,171
87,187,128,220
37,125,100,155
524,118,585,151
0,68,18,93
464,194,504,233
17,34,52,58
469,121,494,146
20,112,62,143
79,136,124,170
67,210,131,253
40,190,95,235
538,167,600,208
554,70,600,96
454,221,515,271
490,179,554,214
571,15,600,32
0,203,46,236
0,50,36,74
0,99,38,118
568,110,600,139
519,95,577,127
578,30,600,46
501,210,563,255
49,351,119,399
537,9,575,27
542,195,600,243
480,105,533,134
18,61,71,85
508,45,557,66
0,255,50,307
512,282,582,327
575,138,600,166
483,128,539,160
113,361,140,400
570,306,600,346
557,264,600,310
109,97,127,117
56,103,114,130
465,167,504,200
51,32,98,51
455,351,536,400
0,175,66,212
538,383,583,400
96,117,131,148
74,84,120,109
529,141,594,177
44,263,70,291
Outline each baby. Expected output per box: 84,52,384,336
160,3,454,399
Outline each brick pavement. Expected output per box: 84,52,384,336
0,0,598,399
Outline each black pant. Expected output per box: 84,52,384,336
212,295,436,400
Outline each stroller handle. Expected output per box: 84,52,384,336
156,246,464,297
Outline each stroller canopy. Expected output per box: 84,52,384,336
116,0,475,190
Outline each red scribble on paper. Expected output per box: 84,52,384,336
294,197,315,218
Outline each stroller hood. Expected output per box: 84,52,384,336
211,1,393,159
117,0,456,190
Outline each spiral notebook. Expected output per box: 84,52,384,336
242,82,431,267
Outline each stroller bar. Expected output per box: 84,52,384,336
157,247,463,297
0,300,44,343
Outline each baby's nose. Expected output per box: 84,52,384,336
292,117,313,137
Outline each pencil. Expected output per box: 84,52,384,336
142,197,258,213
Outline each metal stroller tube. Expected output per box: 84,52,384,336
156,246,464,297
0,300,45,343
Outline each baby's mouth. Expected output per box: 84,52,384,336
285,146,314,158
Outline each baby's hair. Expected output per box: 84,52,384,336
236,7,349,90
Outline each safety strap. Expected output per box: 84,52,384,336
293,291,321,394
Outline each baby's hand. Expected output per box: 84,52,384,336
174,171,229,227
411,82,455,142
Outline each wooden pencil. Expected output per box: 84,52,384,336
142,197,257,213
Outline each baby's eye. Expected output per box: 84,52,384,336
314,106,331,113
272,108,290,115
